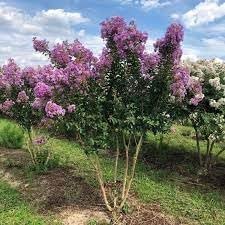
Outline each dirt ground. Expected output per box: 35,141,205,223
0,148,191,225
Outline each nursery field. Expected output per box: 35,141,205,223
1,15,225,225
1,119,225,225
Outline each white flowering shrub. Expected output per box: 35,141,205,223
185,59,225,170
186,59,225,110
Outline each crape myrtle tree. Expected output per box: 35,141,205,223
145,23,203,148
183,59,225,170
34,17,151,220
0,42,84,165
0,59,48,165
33,16,203,222
32,38,97,140
96,17,151,218
95,17,203,221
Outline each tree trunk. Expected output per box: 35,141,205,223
193,126,202,166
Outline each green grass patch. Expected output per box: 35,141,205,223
0,119,24,149
1,119,225,224
50,127,225,225
0,180,59,225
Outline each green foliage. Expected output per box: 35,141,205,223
0,119,24,149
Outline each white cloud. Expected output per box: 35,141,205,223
182,47,200,61
182,0,225,28
182,36,225,61
202,37,225,53
170,13,180,20
140,0,171,10
118,0,171,11
0,2,103,66
118,0,134,5
35,9,88,25
146,38,155,52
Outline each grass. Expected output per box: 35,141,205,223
146,125,225,160
0,180,59,225
1,121,225,224
0,119,24,149
49,126,225,225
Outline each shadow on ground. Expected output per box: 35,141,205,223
141,140,225,188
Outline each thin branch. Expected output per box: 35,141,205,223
114,135,120,183
89,154,112,212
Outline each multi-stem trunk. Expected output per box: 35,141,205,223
90,133,143,223
119,134,143,209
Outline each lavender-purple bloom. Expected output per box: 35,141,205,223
34,82,52,98
17,91,29,103
33,37,49,53
45,101,65,118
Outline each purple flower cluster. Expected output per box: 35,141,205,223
33,38,96,86
45,101,65,118
153,23,201,103
96,48,112,73
0,99,15,114
154,23,183,64
101,16,126,39
2,59,23,87
101,16,148,58
22,66,39,87
33,37,49,53
188,76,204,106
50,42,71,66
67,104,76,113
32,98,46,109
17,91,29,103
68,40,97,65
64,61,94,85
141,53,160,74
34,82,52,98
171,66,190,100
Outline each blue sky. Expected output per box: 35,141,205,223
0,0,225,65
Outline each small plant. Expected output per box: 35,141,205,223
0,119,24,149
87,219,98,225
26,133,59,172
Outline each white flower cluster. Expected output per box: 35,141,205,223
209,115,225,141
209,98,225,109
184,59,225,110
209,77,221,90
189,112,198,121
